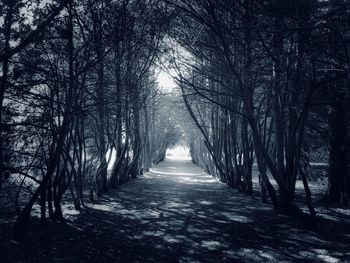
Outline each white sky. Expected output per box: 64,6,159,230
156,70,177,90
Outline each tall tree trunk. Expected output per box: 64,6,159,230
93,8,107,196
0,1,14,191
327,88,349,205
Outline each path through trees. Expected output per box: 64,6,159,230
2,158,350,262
1,0,350,262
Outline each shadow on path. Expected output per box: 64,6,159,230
1,159,350,262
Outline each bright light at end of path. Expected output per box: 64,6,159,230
166,146,191,160
157,70,177,90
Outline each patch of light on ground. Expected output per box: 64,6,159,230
31,204,80,221
220,212,253,223
149,170,200,176
317,254,339,263
91,204,114,212
166,145,191,160
201,240,225,250
163,235,181,243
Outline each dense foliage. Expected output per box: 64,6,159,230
165,0,350,220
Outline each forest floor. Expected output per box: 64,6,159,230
1,158,350,263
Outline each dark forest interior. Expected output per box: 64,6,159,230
0,0,350,262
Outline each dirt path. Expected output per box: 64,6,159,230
1,158,350,262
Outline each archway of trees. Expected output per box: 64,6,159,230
0,0,349,245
